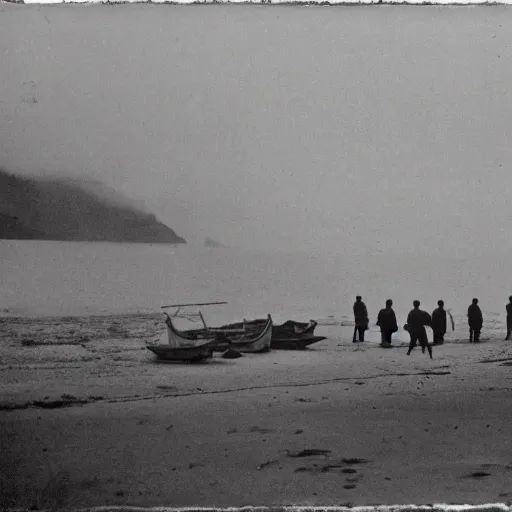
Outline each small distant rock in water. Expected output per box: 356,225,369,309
222,348,243,359
204,237,227,248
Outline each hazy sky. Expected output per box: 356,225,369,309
1,5,511,255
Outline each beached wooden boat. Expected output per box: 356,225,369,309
148,312,272,358
271,320,326,349
217,317,322,350
146,313,229,362
213,315,273,353
276,320,319,336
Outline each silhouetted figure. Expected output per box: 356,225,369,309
505,296,512,341
352,296,369,343
468,298,483,343
406,300,433,358
432,300,447,345
376,299,398,345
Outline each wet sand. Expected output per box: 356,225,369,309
1,314,512,509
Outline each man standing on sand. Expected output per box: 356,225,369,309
352,296,369,343
505,296,512,341
376,299,398,345
431,300,447,345
406,300,433,358
468,298,483,343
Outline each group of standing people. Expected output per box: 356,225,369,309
351,295,512,357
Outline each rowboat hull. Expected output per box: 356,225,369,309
214,315,273,353
146,343,215,362
271,335,326,350
270,320,324,349
218,318,323,350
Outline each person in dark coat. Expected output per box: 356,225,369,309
405,300,433,358
376,299,398,345
352,296,369,343
505,296,512,341
431,300,447,345
467,298,483,343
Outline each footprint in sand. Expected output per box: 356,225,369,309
464,471,491,479
286,449,331,457
342,458,369,465
344,484,357,489
250,426,273,434
295,467,314,473
289,451,369,478
295,464,339,473
257,459,280,470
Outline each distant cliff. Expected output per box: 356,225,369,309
0,170,186,244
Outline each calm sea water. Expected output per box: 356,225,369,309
0,241,509,333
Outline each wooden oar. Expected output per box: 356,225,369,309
161,301,228,309
447,309,455,331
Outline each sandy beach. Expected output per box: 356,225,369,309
1,314,512,509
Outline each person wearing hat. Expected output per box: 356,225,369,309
431,300,447,345
376,299,398,345
405,300,432,358
467,298,483,343
352,296,369,343
505,296,512,341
